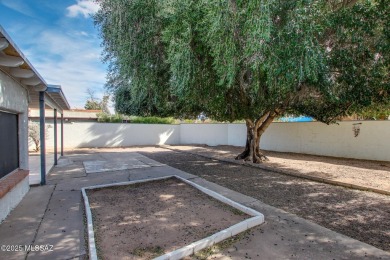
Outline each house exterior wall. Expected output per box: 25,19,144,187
0,173,29,222
0,70,30,222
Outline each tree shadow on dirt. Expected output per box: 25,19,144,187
210,145,390,171
140,149,390,252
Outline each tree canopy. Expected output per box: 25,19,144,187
94,0,389,162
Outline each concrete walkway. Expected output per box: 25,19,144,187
1,149,389,259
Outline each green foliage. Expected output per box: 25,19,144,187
97,113,176,124
97,113,125,123
95,0,389,124
129,116,176,124
94,0,174,117
294,0,389,122
355,102,390,120
84,100,101,110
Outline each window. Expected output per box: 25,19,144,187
0,111,19,178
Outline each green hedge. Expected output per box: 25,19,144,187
129,116,176,124
97,113,177,124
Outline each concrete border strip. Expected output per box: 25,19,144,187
82,175,264,260
81,188,97,260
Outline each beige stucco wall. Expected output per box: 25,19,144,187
0,70,29,170
0,70,30,222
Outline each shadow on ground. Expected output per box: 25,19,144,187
140,149,390,252
211,145,390,171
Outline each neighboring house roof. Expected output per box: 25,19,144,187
29,108,100,120
0,25,70,112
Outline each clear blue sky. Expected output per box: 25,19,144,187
0,0,108,109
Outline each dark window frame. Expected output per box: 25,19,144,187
0,111,19,179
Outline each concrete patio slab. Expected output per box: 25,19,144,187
64,153,105,163
99,151,144,160
134,155,166,167
53,169,131,191
128,165,199,182
48,163,86,181
83,159,150,173
55,157,73,167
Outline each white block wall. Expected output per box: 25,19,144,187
227,124,246,146
180,124,228,146
37,122,181,149
32,121,390,162
260,121,390,161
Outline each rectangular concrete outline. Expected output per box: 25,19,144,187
82,160,152,174
81,175,264,260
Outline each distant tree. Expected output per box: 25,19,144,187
84,88,101,110
100,94,110,114
95,0,389,163
84,88,110,114
28,121,49,152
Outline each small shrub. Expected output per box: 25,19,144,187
96,112,112,122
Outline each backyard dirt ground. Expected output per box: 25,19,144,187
168,145,390,193
132,146,390,252
87,177,250,260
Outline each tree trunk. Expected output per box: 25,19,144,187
235,119,252,160
34,139,40,152
235,112,275,163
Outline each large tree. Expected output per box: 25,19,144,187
95,0,389,163
94,0,176,117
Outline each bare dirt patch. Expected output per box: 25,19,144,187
169,145,390,193
87,178,249,260
138,148,390,252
